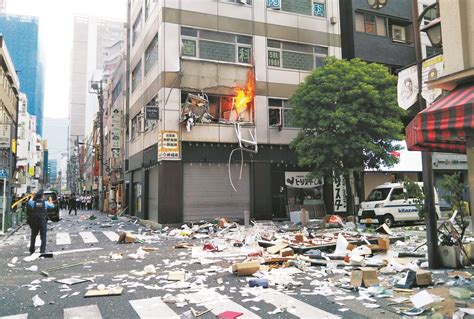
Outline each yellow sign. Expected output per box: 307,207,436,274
158,130,180,160
29,166,35,176
11,139,16,154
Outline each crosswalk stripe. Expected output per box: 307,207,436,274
188,289,260,319
102,231,119,242
0,314,28,319
130,297,180,319
248,288,339,319
64,305,102,319
79,232,98,244
56,232,71,245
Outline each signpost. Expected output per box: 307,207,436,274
158,130,180,160
145,105,159,121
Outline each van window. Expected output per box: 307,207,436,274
390,188,405,200
366,188,391,201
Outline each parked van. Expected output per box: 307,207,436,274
358,182,442,227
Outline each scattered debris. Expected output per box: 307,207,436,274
32,294,45,307
84,287,123,297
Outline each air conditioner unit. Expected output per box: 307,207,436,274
267,0,281,10
392,25,406,43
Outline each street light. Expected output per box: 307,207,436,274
421,17,442,47
367,0,388,9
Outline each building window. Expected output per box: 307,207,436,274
112,80,122,103
132,10,142,46
267,0,325,17
181,91,254,123
131,113,142,139
145,35,158,74
355,12,387,37
131,60,142,92
268,98,296,128
181,27,252,64
267,39,328,71
145,0,158,21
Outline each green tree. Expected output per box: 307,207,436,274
290,58,404,215
403,178,425,220
439,172,469,240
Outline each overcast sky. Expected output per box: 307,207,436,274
7,0,126,119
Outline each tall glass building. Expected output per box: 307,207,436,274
0,14,44,135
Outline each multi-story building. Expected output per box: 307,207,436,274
43,117,68,167
0,14,44,135
125,0,341,223
0,35,19,232
68,16,126,193
48,159,57,186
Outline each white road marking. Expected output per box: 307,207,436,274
64,305,102,319
249,288,339,319
130,297,180,319
102,231,119,242
79,232,98,244
187,289,260,319
56,232,71,245
0,314,28,319
52,247,103,255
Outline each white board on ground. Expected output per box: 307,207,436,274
56,232,71,245
79,232,98,244
0,314,28,319
102,231,119,242
187,289,260,319
64,305,102,319
248,288,339,319
129,297,179,319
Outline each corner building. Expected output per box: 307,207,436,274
126,0,341,223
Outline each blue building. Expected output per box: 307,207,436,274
0,14,44,135
48,159,57,185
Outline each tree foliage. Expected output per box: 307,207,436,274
403,178,425,220
290,58,405,179
439,172,469,240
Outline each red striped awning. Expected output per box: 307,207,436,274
405,84,474,153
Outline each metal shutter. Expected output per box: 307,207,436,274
183,163,250,221
147,167,159,222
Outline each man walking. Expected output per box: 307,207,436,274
27,190,55,255
68,194,78,215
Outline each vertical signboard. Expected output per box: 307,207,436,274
158,130,180,160
333,175,347,213
110,107,122,158
0,124,10,148
422,55,443,106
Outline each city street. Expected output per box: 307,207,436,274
0,210,416,319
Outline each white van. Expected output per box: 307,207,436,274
358,182,442,227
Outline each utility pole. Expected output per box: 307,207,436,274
412,0,439,268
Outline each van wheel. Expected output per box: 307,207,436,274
381,214,395,228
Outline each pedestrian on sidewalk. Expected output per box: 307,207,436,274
27,190,55,255
68,194,78,215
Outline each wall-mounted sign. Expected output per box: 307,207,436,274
145,105,159,121
0,168,9,178
333,175,347,212
0,124,11,148
422,54,443,106
313,2,325,17
267,0,281,9
158,130,180,160
285,172,323,188
110,106,122,156
238,47,251,64
397,65,418,110
268,51,280,67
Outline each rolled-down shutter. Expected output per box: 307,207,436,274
147,167,159,222
183,163,250,221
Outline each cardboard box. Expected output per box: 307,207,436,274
416,270,432,286
377,237,390,251
463,243,474,263
232,261,260,276
294,234,304,242
280,248,294,257
350,267,379,287
267,242,288,254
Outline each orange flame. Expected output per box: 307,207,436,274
234,69,255,117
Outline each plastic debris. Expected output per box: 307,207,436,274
32,294,45,307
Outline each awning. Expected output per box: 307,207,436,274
406,84,474,153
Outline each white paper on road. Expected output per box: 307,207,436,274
79,232,98,244
187,289,260,319
102,231,119,242
130,296,180,319
64,305,102,319
0,314,28,319
248,288,340,319
52,247,103,255
56,232,71,245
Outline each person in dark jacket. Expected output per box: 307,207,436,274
27,190,55,254
68,194,78,215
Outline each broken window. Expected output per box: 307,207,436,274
268,98,296,128
181,91,254,131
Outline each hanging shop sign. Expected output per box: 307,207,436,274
158,130,180,160
0,124,11,148
0,168,8,178
397,65,418,110
110,106,122,157
333,175,347,212
145,105,159,121
285,172,323,188
421,54,443,106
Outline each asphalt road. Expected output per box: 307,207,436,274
0,210,406,319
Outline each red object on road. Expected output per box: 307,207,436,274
202,242,219,252
217,311,244,319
